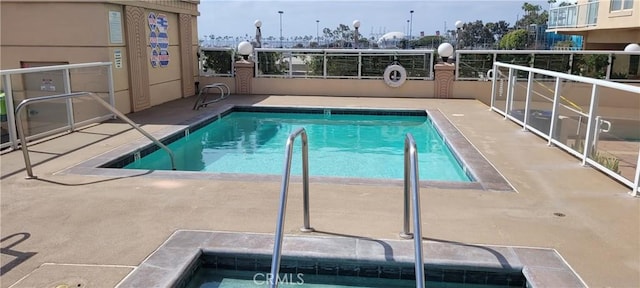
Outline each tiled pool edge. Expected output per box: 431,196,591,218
115,230,586,288
427,109,513,191
57,105,512,191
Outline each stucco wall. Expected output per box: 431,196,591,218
0,1,199,114
201,77,456,99
594,0,640,30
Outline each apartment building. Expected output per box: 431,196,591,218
547,0,639,50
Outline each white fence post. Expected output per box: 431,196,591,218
490,63,497,109
633,149,640,197
523,71,534,131
582,84,599,166
107,64,116,119
2,75,18,150
63,68,75,132
547,76,562,146
504,68,514,118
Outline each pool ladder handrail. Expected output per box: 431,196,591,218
192,83,230,110
269,131,425,288
400,133,426,288
270,127,314,288
14,91,176,179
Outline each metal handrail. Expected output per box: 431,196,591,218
192,83,230,110
269,127,313,288
399,133,426,288
14,92,176,179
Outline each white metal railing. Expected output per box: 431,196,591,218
1,62,114,150
253,48,434,80
548,1,599,29
490,62,640,196
456,50,640,82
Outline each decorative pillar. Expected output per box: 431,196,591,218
434,63,455,98
179,14,195,97
235,60,254,95
124,6,151,111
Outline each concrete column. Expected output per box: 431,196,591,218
124,5,151,111
179,14,195,97
434,63,455,98
235,60,254,95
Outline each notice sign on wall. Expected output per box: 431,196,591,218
148,12,169,68
109,11,123,44
114,49,122,69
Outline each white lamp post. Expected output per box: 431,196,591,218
353,20,361,49
254,19,262,48
438,42,454,63
278,11,284,48
455,20,463,50
316,20,320,45
409,10,414,47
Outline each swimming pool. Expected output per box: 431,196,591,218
119,107,471,181
185,255,526,288
116,231,586,288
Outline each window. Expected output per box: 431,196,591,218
610,0,633,11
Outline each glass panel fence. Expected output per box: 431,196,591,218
396,54,431,79
524,74,556,136
1,62,114,150
491,66,510,114
291,52,324,77
589,88,640,183
532,54,571,75
252,49,434,79
70,66,112,124
10,73,69,138
325,54,358,78
361,54,394,78
257,51,287,77
201,49,234,76
458,53,493,80
551,80,591,153
571,54,608,79
493,61,640,192
458,51,637,83
610,53,640,81
506,73,529,121
496,54,531,79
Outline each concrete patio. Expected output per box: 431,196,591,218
1,95,638,287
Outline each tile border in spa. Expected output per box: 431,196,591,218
57,105,513,191
115,230,586,288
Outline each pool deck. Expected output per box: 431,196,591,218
1,95,638,287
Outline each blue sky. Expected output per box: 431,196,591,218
197,0,549,40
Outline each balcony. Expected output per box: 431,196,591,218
548,1,599,29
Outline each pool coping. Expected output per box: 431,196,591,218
115,230,586,287
57,104,513,191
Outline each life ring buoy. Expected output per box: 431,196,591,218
383,64,407,88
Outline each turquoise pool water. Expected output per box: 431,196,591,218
123,110,471,181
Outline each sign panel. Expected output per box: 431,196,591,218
114,49,122,69
109,11,123,44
